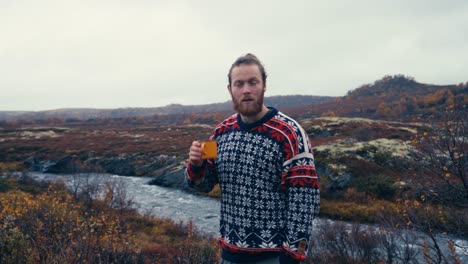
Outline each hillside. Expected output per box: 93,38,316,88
0,95,335,122
284,75,468,120
1,75,465,123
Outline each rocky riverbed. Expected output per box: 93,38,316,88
24,153,189,189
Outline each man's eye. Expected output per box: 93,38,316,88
234,82,244,87
249,80,258,85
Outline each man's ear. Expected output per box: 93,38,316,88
227,84,231,93
263,84,267,92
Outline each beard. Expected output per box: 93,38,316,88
231,91,265,117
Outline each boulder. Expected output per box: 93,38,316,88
147,165,186,188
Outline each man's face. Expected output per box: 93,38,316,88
228,64,266,117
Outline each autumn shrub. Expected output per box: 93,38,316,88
0,179,215,264
343,187,368,203
306,219,467,264
176,221,219,264
0,161,24,172
375,198,467,264
15,173,49,194
410,109,467,208
101,177,135,214
320,200,387,223
0,183,140,263
0,215,32,264
355,144,379,160
381,198,468,238
0,177,9,192
307,221,385,264
372,149,394,165
351,174,396,200
341,156,383,178
353,127,375,141
126,215,218,263
0,173,48,194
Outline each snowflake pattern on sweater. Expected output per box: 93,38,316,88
185,108,320,261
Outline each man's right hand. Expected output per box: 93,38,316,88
189,141,203,167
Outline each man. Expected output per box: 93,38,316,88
185,53,320,263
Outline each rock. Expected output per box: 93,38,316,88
147,166,186,188
95,157,136,176
24,156,41,171
23,153,189,192
24,156,61,173
44,155,80,173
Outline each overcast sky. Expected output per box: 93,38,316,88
1,0,467,111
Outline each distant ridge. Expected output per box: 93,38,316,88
2,75,466,122
0,95,335,121
346,75,455,97
285,75,467,120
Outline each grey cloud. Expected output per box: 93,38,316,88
1,0,467,110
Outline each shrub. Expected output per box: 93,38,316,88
307,221,384,264
0,162,24,172
351,174,396,200
0,178,9,192
0,174,220,264
341,157,383,178
0,215,32,264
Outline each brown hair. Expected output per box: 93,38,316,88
228,53,267,85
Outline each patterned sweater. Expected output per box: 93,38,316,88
185,108,320,262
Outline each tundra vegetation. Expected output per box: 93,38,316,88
0,173,218,263
1,76,467,263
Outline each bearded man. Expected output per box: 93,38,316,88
186,53,320,264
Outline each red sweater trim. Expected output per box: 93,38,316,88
218,238,283,254
282,245,307,261
218,239,307,262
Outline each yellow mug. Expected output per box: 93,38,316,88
201,140,217,159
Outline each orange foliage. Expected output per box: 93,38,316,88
0,181,218,263
319,199,398,223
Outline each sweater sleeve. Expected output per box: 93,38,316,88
281,134,320,262
185,159,218,193
185,133,219,193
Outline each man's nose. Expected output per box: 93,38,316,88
241,84,252,93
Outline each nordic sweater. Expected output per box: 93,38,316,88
185,108,320,262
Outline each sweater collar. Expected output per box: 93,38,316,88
237,107,278,130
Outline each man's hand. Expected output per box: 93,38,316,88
189,141,203,167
